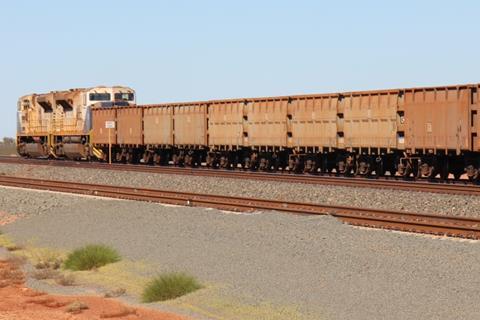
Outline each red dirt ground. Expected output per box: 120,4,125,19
0,211,23,226
0,258,189,320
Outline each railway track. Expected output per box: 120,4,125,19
0,156,479,196
0,174,479,240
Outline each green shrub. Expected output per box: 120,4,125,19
64,244,120,271
142,272,202,302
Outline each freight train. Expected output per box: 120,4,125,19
17,83,480,180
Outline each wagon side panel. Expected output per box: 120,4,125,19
91,108,117,145
403,87,470,152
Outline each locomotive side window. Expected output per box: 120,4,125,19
89,93,111,101
114,93,135,101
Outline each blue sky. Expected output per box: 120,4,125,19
1,0,479,138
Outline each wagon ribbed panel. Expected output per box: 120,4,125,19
245,99,287,147
288,96,338,148
173,104,207,146
143,106,173,145
208,101,244,147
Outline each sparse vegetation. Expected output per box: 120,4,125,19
64,244,121,271
142,272,202,303
55,273,76,286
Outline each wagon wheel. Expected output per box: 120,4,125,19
243,157,251,170
337,160,346,175
355,161,370,176
287,157,296,173
465,165,479,181
153,153,161,165
303,159,316,174
126,152,134,164
143,152,152,164
259,158,270,171
220,156,229,169
398,162,412,179
418,163,435,179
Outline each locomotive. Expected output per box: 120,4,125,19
17,83,480,180
17,86,135,159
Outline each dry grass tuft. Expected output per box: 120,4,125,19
142,272,202,303
104,287,126,298
66,300,89,314
31,248,63,270
6,245,23,252
31,268,60,280
64,244,120,271
100,306,137,318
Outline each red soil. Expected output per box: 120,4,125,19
0,258,189,320
0,211,23,226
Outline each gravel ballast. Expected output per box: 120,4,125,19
1,187,480,319
0,163,479,217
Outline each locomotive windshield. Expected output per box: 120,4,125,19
114,92,135,101
89,93,111,101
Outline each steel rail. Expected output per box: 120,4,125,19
0,156,478,196
0,175,479,240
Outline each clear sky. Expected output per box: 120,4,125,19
1,0,479,138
